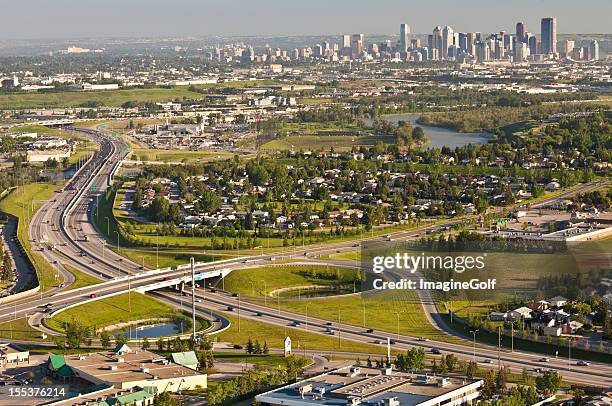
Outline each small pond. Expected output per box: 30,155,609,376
112,322,182,339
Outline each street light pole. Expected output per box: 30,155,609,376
568,335,572,372
237,293,241,333
395,312,401,340
261,280,267,306
305,302,311,331
469,329,479,362
128,275,131,313
362,299,366,328
113,231,120,273
156,223,159,270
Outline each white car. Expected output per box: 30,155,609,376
417,337,429,342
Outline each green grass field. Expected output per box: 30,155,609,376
260,135,394,151
221,266,363,297
0,317,46,342
128,149,233,163
260,290,465,344
219,265,466,344
0,183,61,291
0,81,276,109
62,264,103,291
46,292,182,333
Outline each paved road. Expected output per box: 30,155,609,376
0,127,608,388
160,287,612,387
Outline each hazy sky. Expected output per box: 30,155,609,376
3,0,611,39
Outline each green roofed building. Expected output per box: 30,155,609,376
42,348,206,405
113,388,155,405
171,351,198,370
46,354,74,380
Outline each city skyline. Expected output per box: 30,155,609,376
0,0,611,39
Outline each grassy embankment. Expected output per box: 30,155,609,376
46,292,205,334
61,264,103,291
0,183,61,291
221,265,364,297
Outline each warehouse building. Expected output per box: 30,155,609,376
256,365,482,406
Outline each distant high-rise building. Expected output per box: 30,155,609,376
514,42,529,62
314,44,323,57
467,32,477,55
399,23,411,52
563,40,575,58
350,34,365,59
589,40,600,61
442,25,454,59
342,35,351,48
458,33,468,52
432,26,443,60
527,34,537,55
341,34,352,57
476,41,490,62
494,40,504,60
516,22,526,42
541,17,557,55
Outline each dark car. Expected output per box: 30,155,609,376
431,348,441,354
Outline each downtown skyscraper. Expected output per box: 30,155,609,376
541,17,557,55
399,23,411,52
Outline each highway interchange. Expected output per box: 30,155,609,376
0,127,609,388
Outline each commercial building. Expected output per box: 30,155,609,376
442,26,454,59
589,40,600,61
399,24,411,53
43,344,206,403
350,34,365,59
515,22,526,42
541,17,557,55
256,365,482,406
0,343,30,369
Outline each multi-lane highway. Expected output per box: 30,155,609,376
0,127,609,388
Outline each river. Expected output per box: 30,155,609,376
370,113,491,149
